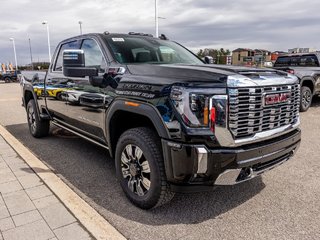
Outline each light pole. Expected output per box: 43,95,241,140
9,38,18,71
78,21,83,35
42,21,51,63
28,38,34,70
155,0,158,37
154,1,166,38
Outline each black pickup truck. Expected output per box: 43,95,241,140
20,32,301,209
273,52,320,111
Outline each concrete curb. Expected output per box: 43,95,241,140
0,124,126,240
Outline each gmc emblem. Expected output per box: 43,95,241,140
264,92,291,106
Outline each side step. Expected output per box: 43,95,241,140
51,121,109,150
40,113,51,120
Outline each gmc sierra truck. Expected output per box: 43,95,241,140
273,52,320,112
20,32,301,209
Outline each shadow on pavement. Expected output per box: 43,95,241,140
311,95,320,107
6,123,265,227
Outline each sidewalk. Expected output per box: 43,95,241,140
0,135,93,240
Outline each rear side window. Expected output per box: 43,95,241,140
274,54,319,67
54,41,79,71
299,55,319,66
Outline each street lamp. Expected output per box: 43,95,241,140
28,38,34,70
9,38,18,71
78,21,83,35
42,21,52,63
155,0,166,38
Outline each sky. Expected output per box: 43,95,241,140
1,0,320,65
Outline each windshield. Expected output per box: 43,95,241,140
104,36,203,65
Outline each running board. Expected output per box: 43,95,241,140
40,113,51,120
51,121,109,150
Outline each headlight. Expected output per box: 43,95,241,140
170,86,211,128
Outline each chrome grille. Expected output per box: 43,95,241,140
228,84,300,139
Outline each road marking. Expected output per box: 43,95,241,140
0,124,126,240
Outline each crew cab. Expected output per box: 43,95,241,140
20,32,301,209
273,52,320,111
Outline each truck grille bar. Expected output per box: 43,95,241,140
228,84,300,139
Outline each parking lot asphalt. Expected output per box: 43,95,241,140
1,82,320,240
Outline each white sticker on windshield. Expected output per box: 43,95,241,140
112,38,125,42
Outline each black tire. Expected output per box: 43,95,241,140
300,86,312,112
115,127,174,209
4,77,11,83
56,92,62,100
26,99,50,138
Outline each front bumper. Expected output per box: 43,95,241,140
162,129,301,192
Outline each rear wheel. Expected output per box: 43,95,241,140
300,86,312,112
4,77,11,83
56,92,62,100
115,127,174,209
26,99,50,138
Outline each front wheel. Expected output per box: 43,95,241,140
300,86,312,112
26,99,50,138
115,127,174,209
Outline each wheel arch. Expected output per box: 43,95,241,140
106,100,170,158
24,88,37,109
301,77,315,94
23,85,42,119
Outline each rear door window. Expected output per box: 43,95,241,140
290,56,300,66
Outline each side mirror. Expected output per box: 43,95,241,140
204,56,214,64
63,49,98,77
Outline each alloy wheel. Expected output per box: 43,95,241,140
28,107,36,133
121,144,151,196
302,89,312,109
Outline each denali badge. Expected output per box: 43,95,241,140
264,92,291,106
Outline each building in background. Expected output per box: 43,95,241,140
253,49,272,66
232,48,255,66
232,48,272,66
288,48,317,54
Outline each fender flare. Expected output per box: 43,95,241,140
23,83,42,119
105,99,170,156
300,77,315,93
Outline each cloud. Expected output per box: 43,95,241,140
1,0,320,65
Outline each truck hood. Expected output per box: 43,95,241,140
124,64,229,87
124,64,298,87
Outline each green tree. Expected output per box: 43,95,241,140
197,48,231,64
